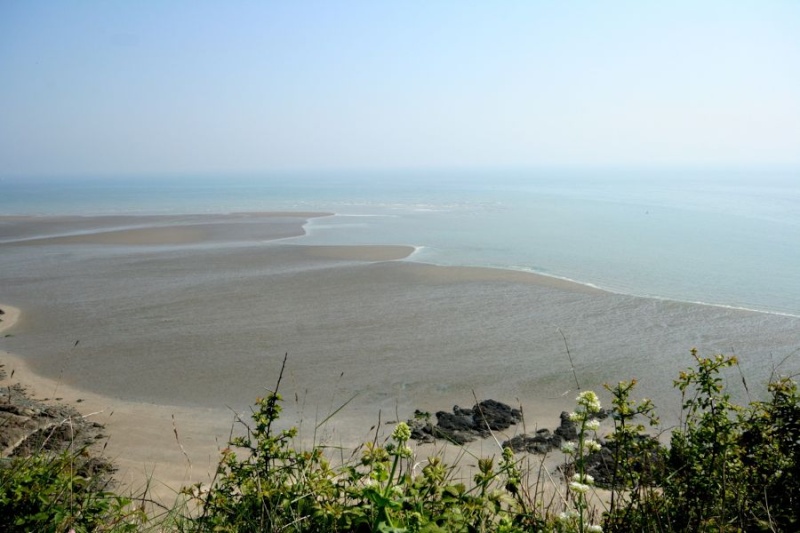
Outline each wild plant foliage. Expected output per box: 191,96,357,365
604,350,800,532
3,350,800,532
188,389,543,532
0,449,142,532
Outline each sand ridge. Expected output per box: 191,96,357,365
0,212,333,246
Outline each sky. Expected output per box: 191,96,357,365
2,1,800,177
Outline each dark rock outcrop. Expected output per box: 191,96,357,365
408,401,612,457
1,363,111,474
408,400,522,445
503,409,611,455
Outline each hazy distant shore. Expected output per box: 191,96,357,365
2,212,799,500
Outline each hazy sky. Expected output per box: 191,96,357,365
2,1,799,177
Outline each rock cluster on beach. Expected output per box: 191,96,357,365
503,411,581,453
406,399,666,490
408,399,523,445
409,399,610,456
0,363,113,476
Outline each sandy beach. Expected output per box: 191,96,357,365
2,302,230,502
2,212,799,503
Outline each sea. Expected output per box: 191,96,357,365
1,168,799,425
3,167,799,317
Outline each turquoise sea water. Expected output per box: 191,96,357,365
2,168,799,317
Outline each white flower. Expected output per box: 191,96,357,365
584,439,602,453
569,481,590,494
585,419,601,431
588,525,603,533
577,390,602,413
561,441,577,454
572,473,595,485
558,510,578,522
568,411,583,423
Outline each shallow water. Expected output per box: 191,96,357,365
3,169,799,316
1,215,798,431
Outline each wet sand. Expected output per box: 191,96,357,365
0,304,20,335
0,307,569,504
1,213,799,502
0,212,333,246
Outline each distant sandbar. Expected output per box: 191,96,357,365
0,212,333,246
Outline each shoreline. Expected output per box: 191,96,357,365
402,261,798,320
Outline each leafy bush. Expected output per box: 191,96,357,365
0,448,142,532
605,350,800,532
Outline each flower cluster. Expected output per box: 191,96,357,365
577,390,602,414
560,391,605,533
389,421,413,458
563,391,604,456
569,472,595,495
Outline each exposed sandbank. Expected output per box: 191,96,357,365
0,212,333,246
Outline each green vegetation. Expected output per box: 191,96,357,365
0,450,143,532
2,350,799,532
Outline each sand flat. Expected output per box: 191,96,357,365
21,226,211,246
0,212,333,245
298,244,416,262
